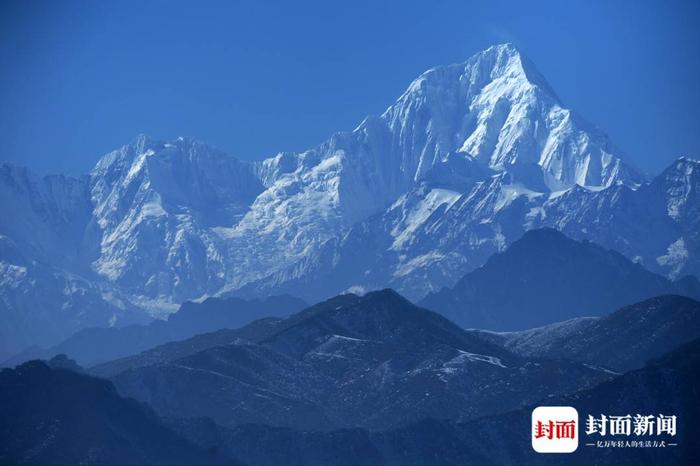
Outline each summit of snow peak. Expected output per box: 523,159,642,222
375,44,639,191
402,43,556,101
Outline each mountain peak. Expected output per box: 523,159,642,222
655,156,700,188
420,228,695,330
377,43,635,190
483,42,558,96
670,156,699,172
489,42,519,53
92,134,234,175
450,43,552,95
480,42,530,72
404,43,540,96
517,227,570,243
358,288,409,305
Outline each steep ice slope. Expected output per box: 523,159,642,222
0,164,144,360
89,135,264,309
0,163,95,270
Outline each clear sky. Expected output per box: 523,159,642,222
1,0,698,177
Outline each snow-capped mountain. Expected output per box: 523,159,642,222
90,136,263,308
0,163,147,359
220,43,649,299
0,43,697,357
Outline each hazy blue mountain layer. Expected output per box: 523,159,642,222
420,228,700,330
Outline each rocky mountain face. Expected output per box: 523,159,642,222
419,228,700,330
1,43,698,358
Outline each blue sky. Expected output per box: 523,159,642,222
1,0,698,176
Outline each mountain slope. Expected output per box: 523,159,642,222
3,294,306,367
470,294,700,371
89,135,264,309
0,359,233,466
420,228,700,330
107,290,614,431
91,294,363,378
240,156,700,302
0,163,147,360
170,338,700,466
6,302,698,465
